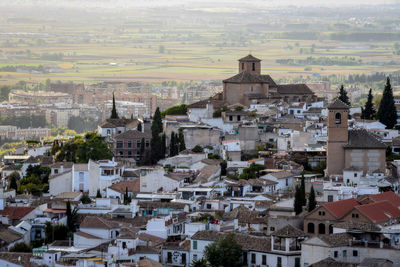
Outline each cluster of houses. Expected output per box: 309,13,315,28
2,55,400,266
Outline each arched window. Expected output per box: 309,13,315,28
318,223,326,234
335,112,341,124
307,222,315,234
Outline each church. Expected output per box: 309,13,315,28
326,99,387,176
221,55,317,106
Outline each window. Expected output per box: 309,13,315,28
127,141,132,148
193,254,197,261
242,62,244,70
182,253,186,264
167,252,172,263
352,213,359,218
237,115,241,121
229,115,233,121
145,140,150,148
318,211,326,216
193,240,197,250
128,151,132,156
354,173,357,177
251,253,256,264
334,251,338,258
270,227,275,232
117,141,123,148
328,195,333,202
252,62,255,71
307,222,314,234
107,129,111,135
285,179,288,186
206,204,212,209
295,258,300,267
262,255,266,265
54,169,58,174
353,250,358,257
343,250,347,257
335,113,341,124
79,172,84,182
318,223,325,234
137,140,141,147
277,257,282,267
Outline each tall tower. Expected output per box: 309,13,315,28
238,54,261,74
326,99,350,176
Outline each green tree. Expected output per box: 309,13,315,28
178,128,186,152
361,89,375,120
137,122,142,132
378,77,397,129
192,145,204,153
124,187,131,205
204,234,242,267
169,131,179,157
80,194,91,204
308,185,317,212
9,242,32,252
300,174,306,206
66,201,78,232
191,258,208,267
110,92,119,119
338,84,351,106
220,160,227,176
139,137,146,165
294,185,303,215
8,172,19,191
150,107,164,164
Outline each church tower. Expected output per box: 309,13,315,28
326,99,350,176
238,54,261,74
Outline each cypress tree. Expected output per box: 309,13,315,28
124,187,131,205
137,122,142,132
308,185,316,212
110,92,119,119
170,132,177,157
139,137,145,165
66,201,72,230
161,133,166,159
338,84,351,106
9,173,18,191
361,88,375,120
294,185,303,215
300,174,306,206
378,77,397,129
150,107,163,164
178,128,186,152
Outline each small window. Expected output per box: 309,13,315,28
241,62,244,70
193,240,197,250
229,115,233,121
251,253,256,264
353,250,358,257
277,257,282,267
252,62,255,71
354,173,357,177
343,250,347,257
262,255,266,265
270,227,275,231
334,251,338,258
206,204,212,209
335,113,341,124
127,141,132,148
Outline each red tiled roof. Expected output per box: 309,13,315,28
369,191,400,208
355,200,400,223
0,206,35,220
108,180,140,194
322,198,359,219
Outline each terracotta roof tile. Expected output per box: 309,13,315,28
327,98,350,109
355,200,400,223
80,216,120,229
277,84,314,95
108,180,140,194
369,191,400,207
0,206,35,220
322,198,359,219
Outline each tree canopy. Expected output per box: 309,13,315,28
204,234,243,267
338,84,351,106
52,132,113,163
161,104,187,117
378,77,397,129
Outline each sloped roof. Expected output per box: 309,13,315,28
74,231,102,239
344,129,386,149
318,233,353,247
80,216,120,229
333,220,381,232
310,257,356,267
223,71,277,86
138,233,166,247
369,191,400,208
322,198,359,219
0,228,23,244
238,54,261,62
108,180,140,194
187,99,226,109
273,224,306,238
99,118,139,128
277,84,314,95
114,130,151,140
355,200,400,223
327,98,350,109
0,206,35,220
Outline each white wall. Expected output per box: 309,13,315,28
49,171,72,196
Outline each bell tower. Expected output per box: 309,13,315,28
326,99,350,176
238,54,261,74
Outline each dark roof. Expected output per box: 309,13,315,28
319,233,353,247
333,220,381,232
223,71,277,86
191,230,221,241
359,258,393,267
238,54,261,62
80,216,120,229
310,257,356,267
0,228,23,244
327,98,350,109
24,156,39,164
277,84,314,95
344,129,387,149
114,130,151,140
273,225,306,238
0,206,35,220
108,180,140,193
138,201,186,210
187,99,226,109
0,252,34,267
99,118,139,128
